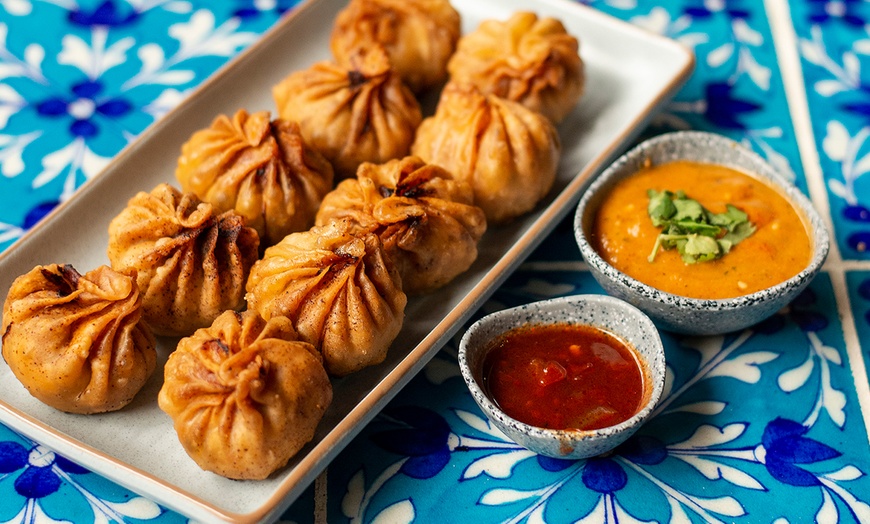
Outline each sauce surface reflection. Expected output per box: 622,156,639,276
482,323,645,431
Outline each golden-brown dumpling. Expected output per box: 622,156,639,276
316,156,486,294
107,183,260,336
175,110,334,248
2,264,156,414
411,83,561,224
158,310,331,480
272,46,422,180
246,219,406,376
447,11,584,123
331,0,461,93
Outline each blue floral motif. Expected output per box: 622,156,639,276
537,454,576,472
843,204,870,223
842,99,870,121
312,0,870,521
35,79,132,138
344,268,870,524
370,406,452,480
762,418,841,487
703,81,761,129
797,0,870,260
817,116,870,257
755,287,829,335
3,0,870,522
0,437,163,521
67,0,140,27
618,435,668,465
684,0,750,20
581,458,628,493
806,0,867,27
22,201,59,229
0,0,265,253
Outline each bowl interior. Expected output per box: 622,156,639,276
460,294,665,442
574,131,830,311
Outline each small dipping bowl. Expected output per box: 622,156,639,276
458,294,665,460
574,131,830,335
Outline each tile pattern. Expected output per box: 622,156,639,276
0,0,868,522
791,0,870,259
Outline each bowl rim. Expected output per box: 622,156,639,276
458,294,666,443
573,130,830,311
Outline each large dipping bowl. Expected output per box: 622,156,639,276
574,131,830,335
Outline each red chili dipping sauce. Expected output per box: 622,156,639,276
481,323,645,431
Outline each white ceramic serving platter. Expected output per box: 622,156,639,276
0,0,693,522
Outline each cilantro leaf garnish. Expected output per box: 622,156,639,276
646,189,756,264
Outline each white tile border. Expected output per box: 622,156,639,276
765,0,870,440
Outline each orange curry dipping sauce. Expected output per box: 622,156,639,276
481,323,645,431
592,160,812,299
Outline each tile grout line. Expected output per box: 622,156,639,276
764,0,840,265
314,468,328,524
764,0,870,438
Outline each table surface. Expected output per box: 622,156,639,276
1,0,869,522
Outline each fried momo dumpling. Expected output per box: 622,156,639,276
447,11,584,123
246,219,406,376
272,46,422,180
2,264,156,414
176,110,334,248
107,183,260,336
331,0,461,92
158,310,332,480
411,84,561,224
316,156,486,294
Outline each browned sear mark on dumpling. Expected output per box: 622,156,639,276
330,0,461,93
40,263,79,296
316,156,487,294
107,183,260,337
176,110,333,249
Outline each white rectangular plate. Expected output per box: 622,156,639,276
0,0,693,522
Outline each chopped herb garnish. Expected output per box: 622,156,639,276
647,189,756,264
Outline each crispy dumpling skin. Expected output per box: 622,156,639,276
411,83,561,224
330,0,461,93
246,219,406,376
175,110,334,248
107,183,260,336
447,11,584,123
272,46,422,180
158,310,332,480
2,264,156,414
316,156,486,294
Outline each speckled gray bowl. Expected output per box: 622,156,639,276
574,131,830,335
458,294,665,460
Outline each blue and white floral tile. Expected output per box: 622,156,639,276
0,424,186,522
588,0,807,193
847,271,870,361
791,0,870,259
1,0,868,522
0,1,287,522
319,264,870,523
0,0,288,253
